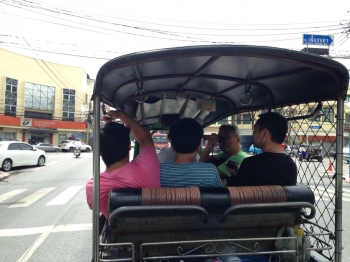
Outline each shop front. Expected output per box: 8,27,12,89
0,116,86,146
24,128,58,145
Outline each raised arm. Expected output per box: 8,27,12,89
106,110,154,149
199,133,218,162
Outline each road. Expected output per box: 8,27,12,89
0,151,349,261
0,152,95,262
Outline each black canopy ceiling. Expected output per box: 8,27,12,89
93,45,349,127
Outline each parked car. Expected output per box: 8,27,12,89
0,141,46,172
59,140,92,152
33,143,61,152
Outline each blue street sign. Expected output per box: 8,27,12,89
303,34,334,46
310,126,321,129
73,133,84,139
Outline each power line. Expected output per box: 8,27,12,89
1,8,226,44
0,6,87,104
0,43,114,59
0,5,85,101
10,0,350,29
0,0,346,41
0,1,231,43
0,33,124,55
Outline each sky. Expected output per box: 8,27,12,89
0,0,349,79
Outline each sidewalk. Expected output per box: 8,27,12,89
0,171,10,181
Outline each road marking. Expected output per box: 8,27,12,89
17,226,54,262
52,223,92,232
46,186,83,205
310,186,350,201
8,187,56,208
0,223,92,237
0,189,28,203
311,185,350,197
0,226,53,237
1,223,92,261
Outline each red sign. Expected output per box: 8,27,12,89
0,116,86,130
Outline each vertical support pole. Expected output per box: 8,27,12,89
335,96,344,262
92,96,100,262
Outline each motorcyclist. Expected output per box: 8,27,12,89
74,138,82,153
299,143,307,158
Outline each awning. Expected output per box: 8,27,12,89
27,128,59,134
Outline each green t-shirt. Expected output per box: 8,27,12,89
216,151,248,177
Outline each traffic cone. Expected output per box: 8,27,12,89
327,160,333,172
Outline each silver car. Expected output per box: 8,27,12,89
34,143,61,152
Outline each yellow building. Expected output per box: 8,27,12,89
0,48,92,146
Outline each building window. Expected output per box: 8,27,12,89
242,114,251,124
62,89,75,121
346,95,350,102
346,113,350,123
25,82,55,110
24,111,53,119
218,117,228,124
5,77,18,116
236,114,241,124
322,108,334,123
308,107,321,122
0,132,15,140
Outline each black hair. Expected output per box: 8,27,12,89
169,118,203,154
100,122,130,167
256,112,288,144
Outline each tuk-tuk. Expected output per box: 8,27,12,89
91,45,349,262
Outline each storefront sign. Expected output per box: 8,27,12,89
13,117,85,129
32,119,58,128
240,129,253,135
20,118,32,126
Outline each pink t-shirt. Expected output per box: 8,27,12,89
86,146,160,217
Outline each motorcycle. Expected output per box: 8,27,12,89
298,143,323,162
73,148,81,158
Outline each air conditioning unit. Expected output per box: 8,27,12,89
345,123,350,128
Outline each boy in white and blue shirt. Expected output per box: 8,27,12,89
160,118,223,188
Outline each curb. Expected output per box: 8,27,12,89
0,172,10,181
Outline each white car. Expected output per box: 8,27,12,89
0,141,46,172
59,140,92,152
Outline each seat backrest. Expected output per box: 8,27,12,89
108,185,315,215
105,185,315,261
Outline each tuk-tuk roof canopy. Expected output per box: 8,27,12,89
93,45,349,128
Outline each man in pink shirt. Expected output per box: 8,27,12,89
86,110,160,218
